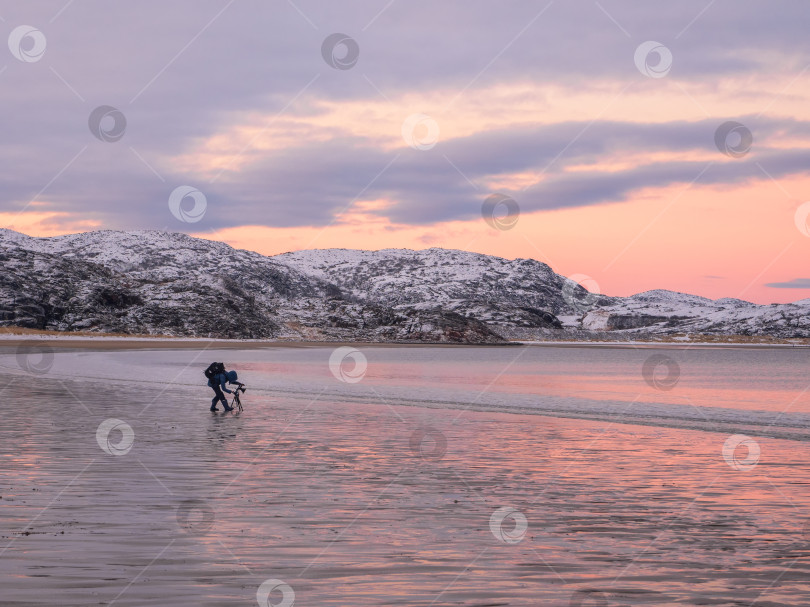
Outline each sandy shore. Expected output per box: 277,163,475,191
2,367,810,606
0,336,317,350
0,334,806,351
0,333,517,350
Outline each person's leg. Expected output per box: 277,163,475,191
216,385,233,411
222,388,233,411
211,385,224,411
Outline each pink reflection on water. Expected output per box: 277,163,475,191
240,356,810,415
2,362,810,605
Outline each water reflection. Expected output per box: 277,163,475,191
2,347,810,605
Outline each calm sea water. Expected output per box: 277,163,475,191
7,343,810,438
226,344,810,440
2,343,809,605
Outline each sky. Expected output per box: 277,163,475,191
1,0,810,304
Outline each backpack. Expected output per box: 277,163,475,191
204,362,226,381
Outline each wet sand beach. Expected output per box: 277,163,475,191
1,345,810,605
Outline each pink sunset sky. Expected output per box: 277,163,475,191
2,1,810,304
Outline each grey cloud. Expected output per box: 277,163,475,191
190,116,810,228
4,114,809,230
765,279,810,289
2,1,810,233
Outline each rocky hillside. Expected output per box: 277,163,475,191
1,229,808,342
278,248,810,340
0,230,503,343
276,248,599,332
580,289,810,339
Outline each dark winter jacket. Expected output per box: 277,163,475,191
207,373,232,394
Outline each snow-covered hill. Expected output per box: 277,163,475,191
1,229,808,341
581,288,810,337
276,247,594,331
0,230,502,343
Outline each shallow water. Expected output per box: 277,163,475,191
1,344,810,605
11,343,808,438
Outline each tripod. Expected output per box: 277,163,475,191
229,383,246,412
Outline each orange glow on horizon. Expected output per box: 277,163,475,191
9,174,810,306
0,211,102,237
184,175,810,306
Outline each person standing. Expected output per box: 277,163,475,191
205,362,234,412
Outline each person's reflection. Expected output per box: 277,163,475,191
207,409,243,449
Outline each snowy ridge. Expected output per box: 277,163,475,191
0,230,502,342
1,229,809,340
627,289,715,305
277,247,580,331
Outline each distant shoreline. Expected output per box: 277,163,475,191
1,329,808,350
